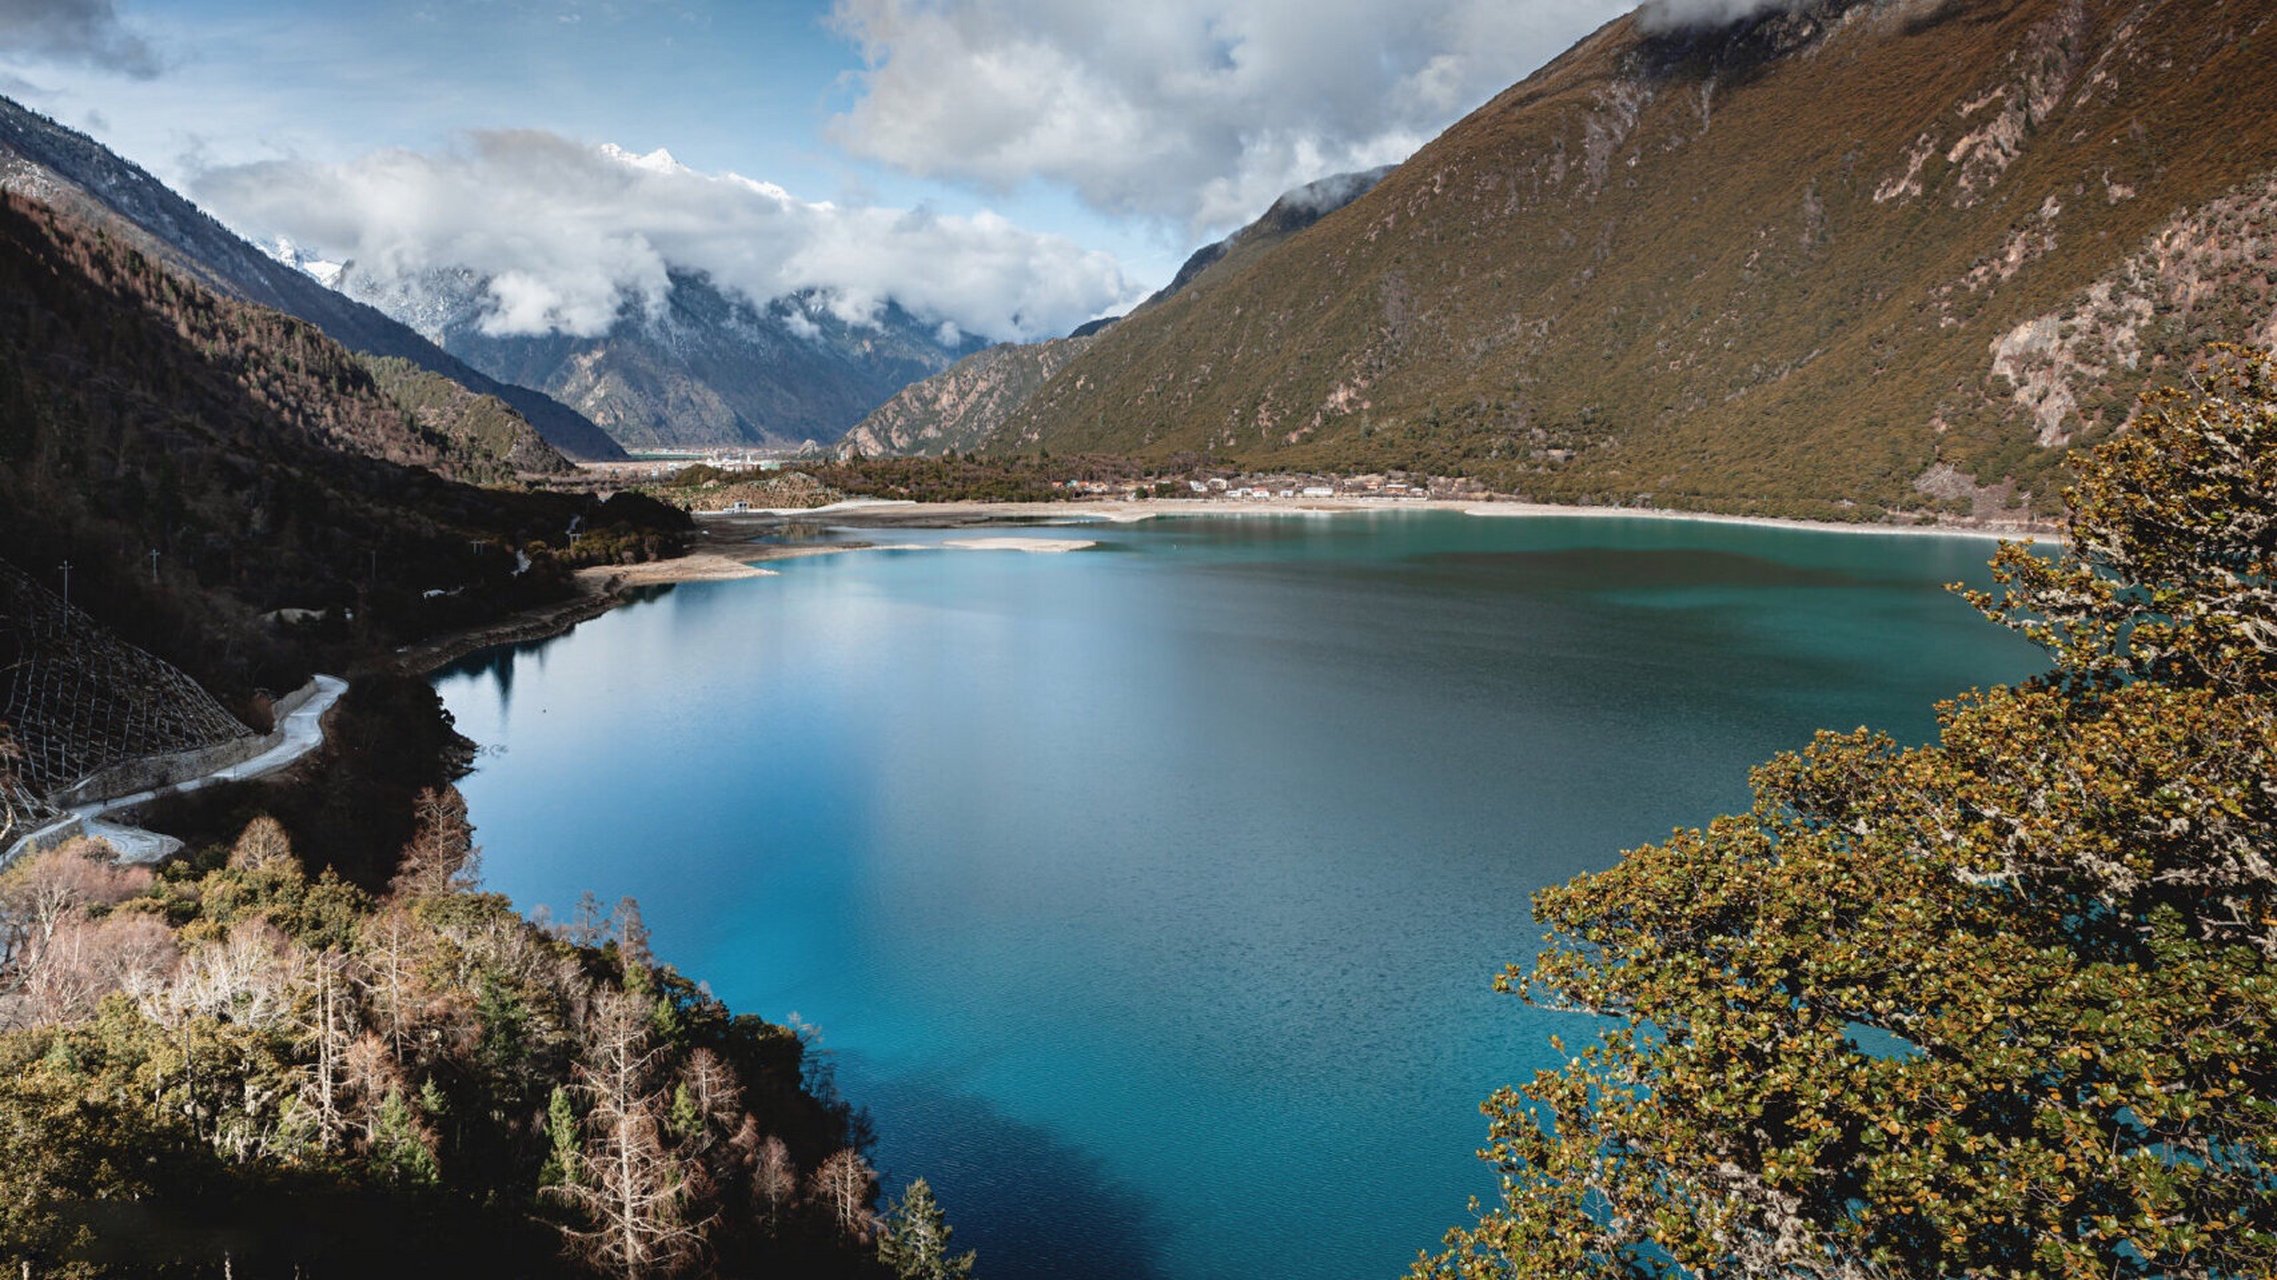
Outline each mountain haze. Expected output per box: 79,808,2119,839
985,0,2277,520
0,97,628,461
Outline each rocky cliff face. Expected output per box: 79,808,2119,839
988,0,2277,521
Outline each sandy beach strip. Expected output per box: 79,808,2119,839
794,496,2055,541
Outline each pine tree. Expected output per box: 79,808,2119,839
878,1177,976,1280
368,1086,439,1187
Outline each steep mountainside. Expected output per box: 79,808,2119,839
337,264,984,450
994,0,2277,521
359,356,575,478
842,167,1389,457
0,96,627,461
839,336,1094,456
0,193,682,706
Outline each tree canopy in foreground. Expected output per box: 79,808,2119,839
1418,346,2277,1279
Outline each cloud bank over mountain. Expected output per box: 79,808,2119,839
825,0,1630,233
193,130,1137,343
1637,0,1814,35
0,0,156,77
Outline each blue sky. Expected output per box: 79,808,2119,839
0,0,1634,337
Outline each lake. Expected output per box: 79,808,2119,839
433,510,2048,1280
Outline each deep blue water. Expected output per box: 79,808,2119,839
433,511,2047,1280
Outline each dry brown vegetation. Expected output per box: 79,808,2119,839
996,0,2277,523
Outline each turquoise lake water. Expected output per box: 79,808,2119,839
432,511,2049,1280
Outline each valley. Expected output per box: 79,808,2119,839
1,1,2273,1277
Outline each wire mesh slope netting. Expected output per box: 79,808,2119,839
0,557,254,803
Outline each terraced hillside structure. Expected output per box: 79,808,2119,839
990,0,2277,522
0,560,251,801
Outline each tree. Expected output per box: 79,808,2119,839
368,1084,440,1186
752,1133,797,1235
1417,349,2277,1280
878,1177,976,1280
811,1147,878,1244
390,786,480,897
228,814,298,875
550,987,708,1278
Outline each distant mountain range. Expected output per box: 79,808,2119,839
333,263,986,451
0,96,627,461
896,0,2277,522
842,166,1393,457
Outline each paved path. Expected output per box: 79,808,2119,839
6,675,349,865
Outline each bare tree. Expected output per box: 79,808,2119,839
752,1133,797,1236
614,896,652,975
341,1031,411,1148
227,815,298,876
550,988,709,1278
0,837,153,968
291,949,360,1149
681,1048,742,1136
146,920,299,1029
14,912,176,1027
547,890,613,948
390,787,481,898
355,906,430,1058
810,1148,877,1244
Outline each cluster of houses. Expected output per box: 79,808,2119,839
1060,472,1465,501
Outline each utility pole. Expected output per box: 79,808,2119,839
57,559,71,609
149,548,160,583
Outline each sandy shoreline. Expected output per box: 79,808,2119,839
399,496,2053,676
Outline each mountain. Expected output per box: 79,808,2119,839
983,0,2277,522
0,191,682,707
359,355,577,479
841,166,1391,457
332,262,986,451
839,336,1095,457
0,96,628,461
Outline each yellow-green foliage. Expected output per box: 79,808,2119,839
0,799,890,1277
1419,349,2277,1278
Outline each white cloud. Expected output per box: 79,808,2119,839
0,0,157,78
191,130,1136,342
1636,0,1812,34
825,0,1632,234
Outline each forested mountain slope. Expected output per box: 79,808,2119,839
0,96,628,461
0,193,681,708
995,0,2277,521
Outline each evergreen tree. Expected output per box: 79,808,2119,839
370,1086,440,1187
878,1177,976,1280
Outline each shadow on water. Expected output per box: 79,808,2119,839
843,1056,1169,1280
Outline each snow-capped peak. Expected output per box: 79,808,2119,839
265,234,345,288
